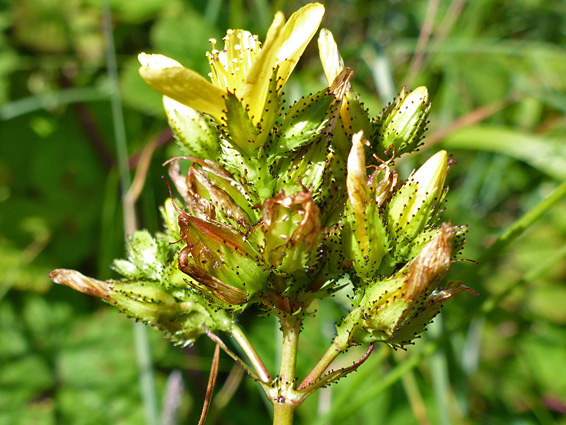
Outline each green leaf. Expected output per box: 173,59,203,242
441,125,566,180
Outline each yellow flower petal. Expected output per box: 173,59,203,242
346,131,370,215
318,28,358,131
240,3,325,124
318,28,346,86
138,53,226,122
207,30,261,92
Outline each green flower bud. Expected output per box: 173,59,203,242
164,97,220,162
340,223,475,348
342,131,390,278
386,150,448,260
261,190,322,274
49,268,233,346
271,90,334,157
177,210,268,308
374,86,430,157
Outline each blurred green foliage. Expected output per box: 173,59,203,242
1,0,565,424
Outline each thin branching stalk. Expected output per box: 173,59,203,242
299,338,346,390
230,324,271,383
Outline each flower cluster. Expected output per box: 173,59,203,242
51,2,474,350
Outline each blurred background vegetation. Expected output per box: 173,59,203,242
1,0,565,424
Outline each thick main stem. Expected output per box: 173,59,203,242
273,313,302,425
279,314,300,386
273,402,296,425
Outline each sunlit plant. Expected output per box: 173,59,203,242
50,3,476,424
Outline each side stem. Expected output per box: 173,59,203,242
230,324,271,383
298,337,346,390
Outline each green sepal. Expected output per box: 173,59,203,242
112,230,170,281
255,68,281,147
224,92,261,156
270,88,335,157
273,137,331,199
342,201,389,280
344,91,373,144
160,198,182,243
164,97,221,162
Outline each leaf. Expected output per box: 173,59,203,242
440,125,566,180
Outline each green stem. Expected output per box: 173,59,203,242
230,324,271,383
273,402,296,425
278,314,300,388
298,338,345,390
273,313,302,425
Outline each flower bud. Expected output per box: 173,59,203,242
375,86,430,156
270,87,337,157
342,131,390,278
341,223,476,347
49,268,233,346
386,150,448,260
177,211,268,307
261,190,322,275
273,137,332,203
164,97,220,162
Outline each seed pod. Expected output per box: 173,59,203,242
261,190,323,275
177,211,268,308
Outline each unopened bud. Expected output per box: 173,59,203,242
342,224,476,347
375,86,430,156
387,150,448,259
342,132,389,277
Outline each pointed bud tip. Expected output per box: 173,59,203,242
49,269,110,299
410,86,429,103
413,150,447,188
